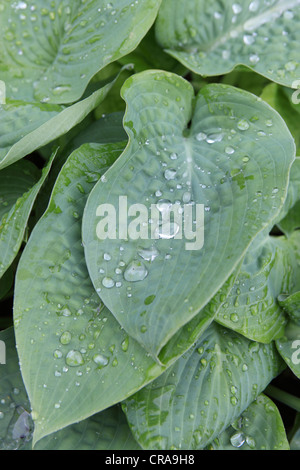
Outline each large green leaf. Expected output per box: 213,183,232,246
0,73,122,170
82,70,295,359
0,328,141,450
156,0,300,88
13,142,168,445
13,137,241,444
0,154,55,279
209,394,289,450
215,232,300,343
123,323,284,450
261,84,300,153
0,0,161,104
36,405,141,450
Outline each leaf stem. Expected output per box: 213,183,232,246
266,385,300,413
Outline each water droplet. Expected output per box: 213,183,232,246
230,313,239,323
53,350,63,359
102,277,115,288
230,432,246,448
156,222,180,240
231,396,238,406
246,435,256,448
103,253,111,261
237,119,250,131
65,350,84,367
196,132,207,142
93,354,109,368
225,146,235,155
249,53,260,64
124,260,148,282
164,169,177,180
182,192,191,203
232,3,242,14
121,336,129,352
249,0,259,12
206,132,224,143
243,34,255,45
60,331,72,345
138,246,160,262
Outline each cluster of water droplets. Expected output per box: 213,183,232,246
179,0,299,83
230,416,256,449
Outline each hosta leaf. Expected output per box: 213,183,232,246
13,137,241,444
36,406,141,450
209,394,289,450
156,0,300,88
278,291,300,325
13,142,168,445
278,201,300,236
0,153,55,279
0,74,121,170
261,84,300,152
215,232,300,343
123,322,284,450
0,0,161,104
82,70,295,359
0,328,141,450
0,328,33,450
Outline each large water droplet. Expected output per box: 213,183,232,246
102,277,115,288
124,260,148,282
164,169,177,180
65,350,84,367
60,331,72,345
237,119,250,131
230,432,246,448
93,354,109,368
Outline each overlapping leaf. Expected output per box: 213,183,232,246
0,328,141,450
13,142,169,445
276,292,300,379
216,232,300,342
156,0,300,88
83,70,295,359
0,75,120,170
0,154,55,278
0,328,33,450
0,0,161,104
123,323,284,450
209,394,289,450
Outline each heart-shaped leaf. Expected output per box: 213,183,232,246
123,322,284,450
0,0,161,104
156,0,300,88
0,153,56,278
209,394,289,450
82,70,295,358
